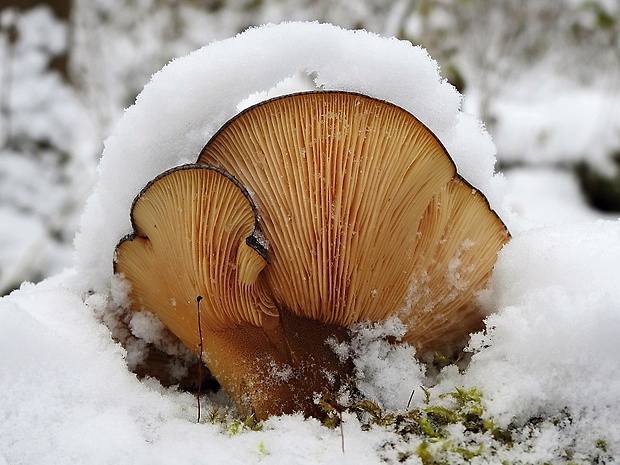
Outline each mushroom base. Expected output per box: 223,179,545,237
199,308,353,421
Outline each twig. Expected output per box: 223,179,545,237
407,388,415,410
339,409,345,453
196,295,204,423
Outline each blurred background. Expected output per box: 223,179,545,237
1,0,619,295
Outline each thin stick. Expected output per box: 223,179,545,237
196,296,204,423
339,409,345,453
406,388,415,410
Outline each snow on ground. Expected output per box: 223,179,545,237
470,221,620,426
0,206,47,291
0,272,392,465
1,22,620,464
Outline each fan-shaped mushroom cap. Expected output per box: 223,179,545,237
116,165,277,341
198,91,509,353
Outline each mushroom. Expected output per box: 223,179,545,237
115,91,509,420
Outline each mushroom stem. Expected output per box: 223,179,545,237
199,308,352,420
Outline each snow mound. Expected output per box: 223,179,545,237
471,220,620,419
3,221,619,463
0,274,386,465
73,21,508,295
456,220,620,452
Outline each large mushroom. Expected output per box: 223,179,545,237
115,91,509,420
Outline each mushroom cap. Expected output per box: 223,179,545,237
198,91,509,351
115,165,277,352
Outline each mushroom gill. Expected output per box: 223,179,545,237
116,165,276,335
198,92,509,352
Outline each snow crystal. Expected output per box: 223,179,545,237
329,317,427,411
128,310,168,344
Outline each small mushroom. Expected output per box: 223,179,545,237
115,92,509,420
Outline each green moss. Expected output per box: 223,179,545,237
316,384,518,463
205,383,601,464
353,399,397,427
432,352,464,371
205,405,227,424
417,441,442,465
203,405,262,435
257,440,266,455
227,414,261,435
421,386,432,405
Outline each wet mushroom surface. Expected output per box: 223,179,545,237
115,91,510,420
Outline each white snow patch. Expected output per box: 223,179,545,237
330,318,427,411
490,83,620,168
465,221,620,435
503,167,615,229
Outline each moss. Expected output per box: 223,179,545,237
205,405,227,424
205,384,602,464
316,384,517,463
203,405,262,435
432,351,464,371
227,414,261,435
316,389,346,428
417,441,443,465
257,440,266,455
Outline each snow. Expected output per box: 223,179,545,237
504,168,609,229
473,221,620,417
0,273,396,464
1,21,620,464
329,318,426,411
456,221,620,456
0,206,47,291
